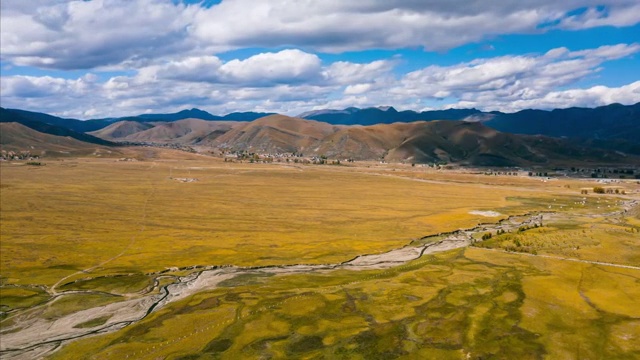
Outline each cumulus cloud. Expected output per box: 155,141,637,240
393,43,640,108
177,1,640,53
2,1,640,70
450,81,640,111
0,0,199,69
1,43,639,118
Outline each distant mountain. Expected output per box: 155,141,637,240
2,108,273,135
5,103,639,164
209,114,636,166
221,112,276,121
3,108,112,133
298,106,482,126
299,103,640,143
485,103,640,142
0,108,114,146
133,109,273,122
136,108,222,121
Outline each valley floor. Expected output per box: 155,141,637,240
1,150,639,359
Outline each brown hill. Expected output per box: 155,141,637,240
211,117,635,166
212,114,342,152
385,121,547,166
90,119,241,144
0,122,114,156
88,121,155,139
315,122,421,160
126,118,239,144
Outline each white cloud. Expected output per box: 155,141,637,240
323,60,396,85
394,43,640,106
2,1,639,70
218,50,322,86
0,0,199,69
450,81,640,111
559,3,640,29
189,0,640,53
1,43,638,118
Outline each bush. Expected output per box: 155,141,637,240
593,186,605,194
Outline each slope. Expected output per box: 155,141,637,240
88,121,155,140
0,122,113,156
0,108,114,146
121,119,240,144
213,114,342,152
480,102,640,142
3,108,112,133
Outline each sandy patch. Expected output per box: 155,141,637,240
469,210,502,217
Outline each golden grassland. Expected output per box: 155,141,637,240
474,208,640,266
1,150,639,359
0,153,582,289
49,248,640,360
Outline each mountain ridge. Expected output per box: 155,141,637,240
5,102,638,144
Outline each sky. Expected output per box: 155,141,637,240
1,0,639,119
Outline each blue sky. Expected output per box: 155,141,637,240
1,0,639,119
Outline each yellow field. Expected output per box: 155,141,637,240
50,248,640,360
1,150,639,359
0,154,564,288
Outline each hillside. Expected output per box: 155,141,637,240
88,121,155,140
2,108,112,133
315,121,557,165
213,115,342,152
210,115,635,166
299,103,640,143
485,102,640,142
125,119,240,144
0,108,114,146
0,122,113,156
3,106,638,166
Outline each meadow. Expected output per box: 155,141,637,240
1,153,557,291
1,149,638,359
50,248,640,359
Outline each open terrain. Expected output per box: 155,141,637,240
1,149,639,359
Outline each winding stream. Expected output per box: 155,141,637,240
1,204,635,359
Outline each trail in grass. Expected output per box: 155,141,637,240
50,162,158,295
473,247,640,270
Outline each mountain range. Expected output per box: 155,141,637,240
1,104,639,166
298,103,640,143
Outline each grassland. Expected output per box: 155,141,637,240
1,155,566,290
49,248,640,360
1,150,638,359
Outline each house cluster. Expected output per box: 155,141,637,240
222,150,350,165
567,166,637,179
0,150,40,161
119,141,197,153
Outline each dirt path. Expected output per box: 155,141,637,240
50,161,158,295
473,247,640,270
